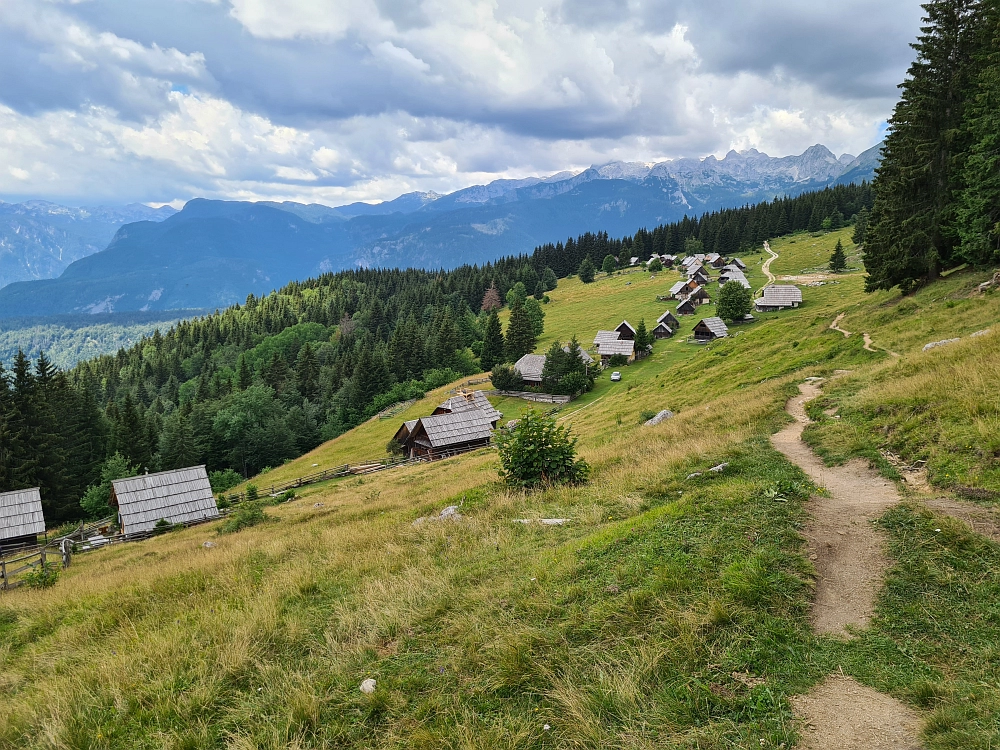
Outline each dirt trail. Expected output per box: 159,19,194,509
762,240,778,285
829,313,851,337
791,675,923,750
772,380,899,636
829,314,899,356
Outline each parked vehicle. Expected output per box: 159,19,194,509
610,371,622,382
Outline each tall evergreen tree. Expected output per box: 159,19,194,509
505,303,537,360
865,0,985,292
830,239,848,272
480,310,505,371
634,319,650,358
236,354,252,390
957,6,1000,266
295,342,320,399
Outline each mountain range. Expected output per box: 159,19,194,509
0,142,881,318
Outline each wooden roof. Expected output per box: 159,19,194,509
513,353,547,382
676,297,697,315
694,317,729,339
414,410,495,449
597,339,635,356
0,488,45,541
437,390,502,423
669,280,688,296
112,466,219,535
594,330,621,345
615,320,636,336
657,310,679,326
758,285,803,306
721,273,751,289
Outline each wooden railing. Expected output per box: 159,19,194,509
487,390,572,404
0,541,71,591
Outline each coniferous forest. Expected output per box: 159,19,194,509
0,183,873,524
865,0,1000,292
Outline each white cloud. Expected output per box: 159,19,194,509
0,0,921,206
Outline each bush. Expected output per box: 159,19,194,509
495,409,589,488
245,484,259,502
218,502,268,535
648,258,663,272
640,409,657,423
559,371,592,397
386,438,405,456
217,494,231,510
490,363,521,391
209,469,243,493
609,353,629,367
152,518,174,536
22,562,59,589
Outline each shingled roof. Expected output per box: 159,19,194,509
513,353,547,383
417,410,495,449
597,339,635,356
563,345,595,365
694,317,729,339
437,390,502,423
594,330,621,345
757,285,803,307
112,466,219,535
0,488,45,543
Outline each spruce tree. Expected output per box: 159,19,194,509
236,354,252,390
505,302,537,360
578,256,596,283
830,239,848,272
541,340,569,394
295,343,320,399
957,9,1000,266
634,319,650,358
865,0,984,292
852,206,870,246
480,310,505,371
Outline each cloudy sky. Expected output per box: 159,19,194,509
0,0,923,208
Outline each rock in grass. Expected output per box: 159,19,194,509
971,329,991,338
360,678,376,694
923,338,960,352
709,462,729,473
644,409,674,426
687,472,702,480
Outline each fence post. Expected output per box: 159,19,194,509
40,548,46,571
1,559,6,590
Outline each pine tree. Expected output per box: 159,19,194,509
505,303,537,360
865,0,984,292
852,206,870,245
236,354,252,390
957,8,1000,266
634,319,650,358
830,239,848,272
480,310,505,371
541,340,569,393
578,256,596,283
295,342,320,399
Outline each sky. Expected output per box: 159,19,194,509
0,0,924,208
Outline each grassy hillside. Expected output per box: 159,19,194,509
3,228,1000,749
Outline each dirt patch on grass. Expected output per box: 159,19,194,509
921,497,1000,542
779,273,835,283
791,674,923,749
772,381,899,636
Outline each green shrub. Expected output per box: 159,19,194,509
245,484,259,502
21,562,59,590
217,494,231,510
152,518,174,535
386,437,404,456
495,409,589,488
640,409,657,423
609,354,629,367
490,363,521,391
218,502,268,535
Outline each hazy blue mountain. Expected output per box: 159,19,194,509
0,143,881,318
833,142,884,186
0,201,176,289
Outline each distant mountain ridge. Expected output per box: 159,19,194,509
0,201,176,289
0,142,882,318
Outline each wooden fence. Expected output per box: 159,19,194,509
487,390,571,404
0,541,71,591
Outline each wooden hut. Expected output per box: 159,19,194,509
653,322,674,339
594,330,621,346
0,488,45,552
396,411,495,460
687,285,711,305
657,310,680,330
676,297,698,316
513,353,547,385
597,339,635,366
755,285,803,311
112,466,220,536
615,321,637,341
693,317,729,341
